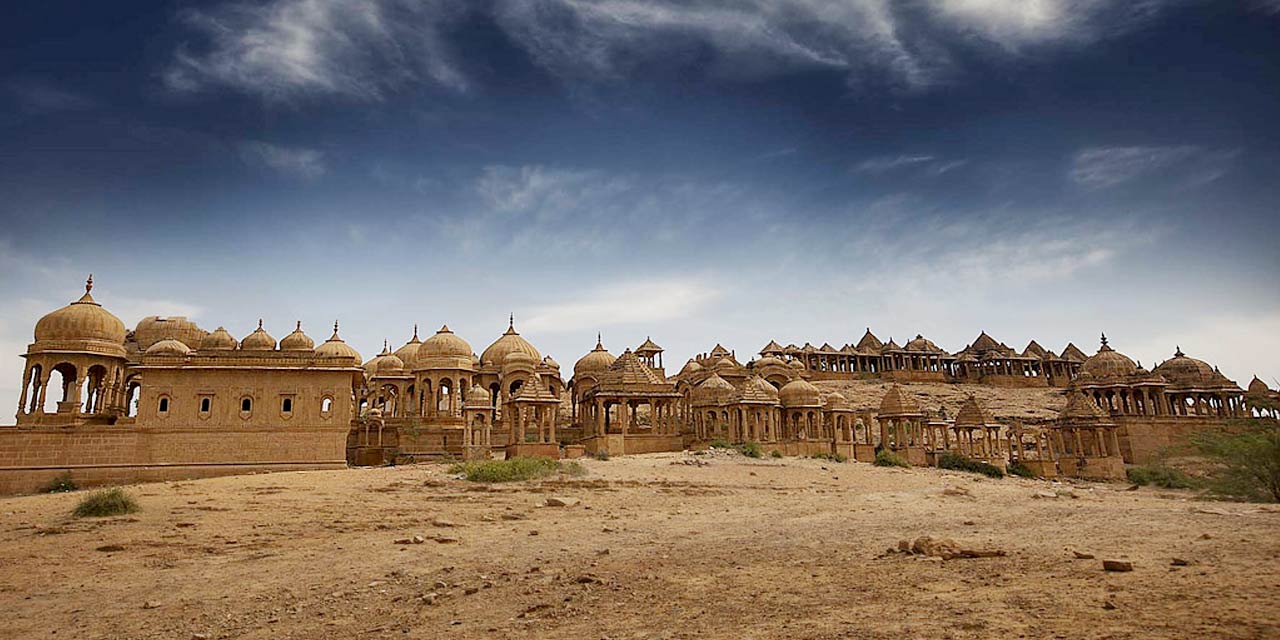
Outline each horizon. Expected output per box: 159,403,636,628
3,0,1279,415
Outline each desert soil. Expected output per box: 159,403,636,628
2,453,1278,640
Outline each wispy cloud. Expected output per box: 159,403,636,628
1069,145,1236,189
5,80,96,113
165,0,1187,101
523,278,725,333
165,0,468,101
853,154,937,173
239,141,326,179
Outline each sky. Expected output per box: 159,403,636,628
2,0,1279,416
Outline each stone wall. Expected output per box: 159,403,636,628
0,422,349,495
1114,416,1224,465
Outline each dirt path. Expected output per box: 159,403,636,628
2,453,1277,639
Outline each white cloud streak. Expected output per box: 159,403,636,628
165,0,1187,100
523,278,724,333
1070,145,1236,188
239,141,327,179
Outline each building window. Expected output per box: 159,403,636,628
158,397,170,414
241,397,252,412
321,396,334,417
281,397,293,413
200,397,211,413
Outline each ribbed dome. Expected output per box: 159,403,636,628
953,395,993,428
419,325,472,359
574,335,616,376
1152,348,1221,387
315,322,361,362
904,334,944,353
32,277,127,352
502,349,538,374
145,338,191,357
465,383,491,407
779,379,822,407
788,359,805,369
1060,391,1109,422
240,320,277,351
200,327,238,351
878,385,922,416
713,357,738,372
678,359,703,376
693,373,736,405
754,356,787,368
823,391,851,411
1249,376,1271,394
377,352,406,374
133,316,206,351
393,326,422,363
481,319,540,367
1081,335,1137,379
543,355,560,370
740,375,780,403
279,322,315,351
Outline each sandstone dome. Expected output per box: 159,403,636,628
574,337,616,376
779,379,822,407
200,327,238,351
1153,348,1227,388
32,277,127,354
481,320,540,367
315,323,361,362
133,316,207,351
1081,336,1137,379
240,321,277,351
465,384,491,407
419,325,472,360
144,338,191,357
677,360,703,376
393,326,422,363
279,322,315,351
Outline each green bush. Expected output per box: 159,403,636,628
449,457,580,483
736,441,763,458
72,488,140,518
770,450,783,459
874,449,910,468
708,438,732,449
39,472,77,494
1192,419,1279,501
937,452,1004,478
1126,461,1198,490
1006,462,1035,478
811,452,848,463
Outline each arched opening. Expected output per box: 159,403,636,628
321,397,333,414
125,377,141,417
24,364,43,414
46,362,77,413
438,378,453,413
83,364,108,414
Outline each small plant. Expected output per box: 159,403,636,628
561,461,588,477
810,452,848,463
72,488,140,518
874,449,910,468
39,472,77,494
736,441,763,458
770,450,783,459
1006,461,1036,478
594,449,610,461
1192,415,1280,502
1126,463,1197,489
937,452,1004,478
708,438,732,450
449,457,567,482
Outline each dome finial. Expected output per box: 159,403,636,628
596,332,603,349
509,313,515,328
412,324,419,340
1174,345,1184,358
85,273,94,294
257,319,263,330
295,320,302,331
333,320,340,335
1100,332,1108,347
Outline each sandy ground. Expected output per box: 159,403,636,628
2,454,1278,640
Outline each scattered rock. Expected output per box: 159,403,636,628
1199,533,1212,540
1171,558,1190,567
394,536,426,545
906,536,1005,560
433,535,460,544
544,497,580,508
1072,550,1096,560
1102,560,1134,572
500,513,527,521
574,574,603,584
1103,600,1117,610
1032,491,1058,500
142,601,162,610
95,544,126,553
432,518,457,528
943,486,972,497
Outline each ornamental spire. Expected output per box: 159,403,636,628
85,273,93,294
